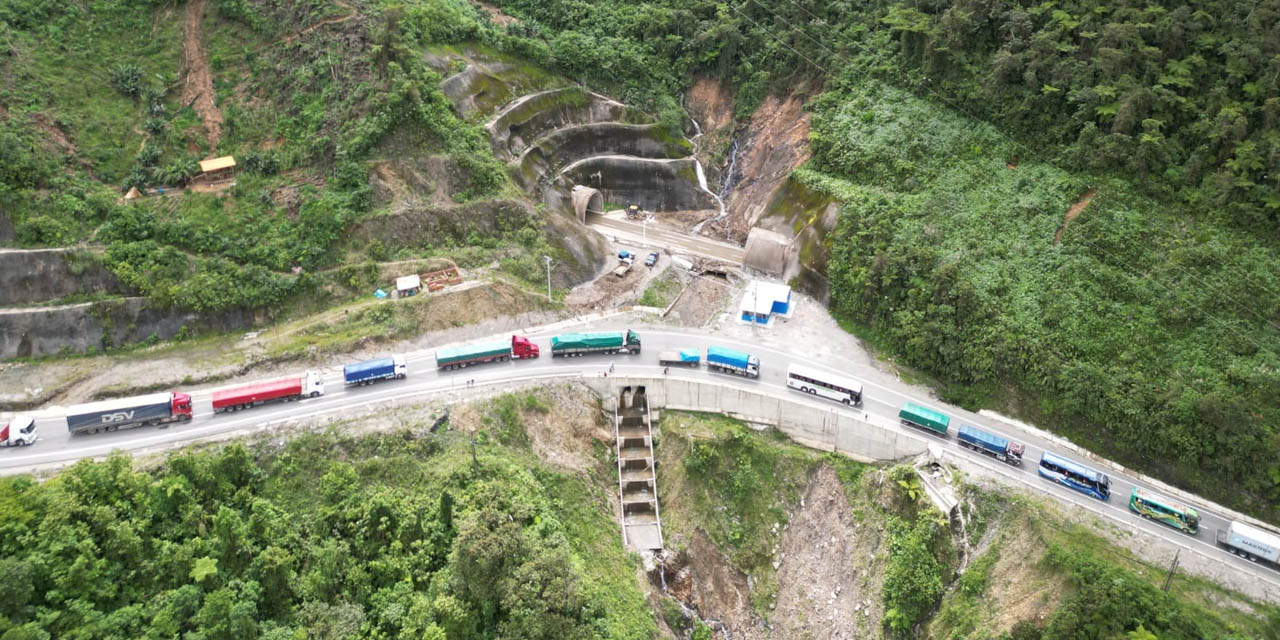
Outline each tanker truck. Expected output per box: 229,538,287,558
213,371,325,413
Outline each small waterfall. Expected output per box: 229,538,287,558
718,137,740,200
687,115,728,235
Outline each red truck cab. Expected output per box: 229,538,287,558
171,392,194,420
512,335,540,359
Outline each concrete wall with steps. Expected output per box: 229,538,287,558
584,376,929,463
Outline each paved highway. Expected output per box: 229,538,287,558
586,212,746,263
3,320,1277,593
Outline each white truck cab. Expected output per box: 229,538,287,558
1,416,37,446
303,371,326,397
392,354,408,378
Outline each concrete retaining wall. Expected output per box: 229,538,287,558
582,376,928,462
0,297,254,359
0,248,124,306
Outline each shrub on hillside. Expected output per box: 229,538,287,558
109,63,144,99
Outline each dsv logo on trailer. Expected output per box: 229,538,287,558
101,411,136,423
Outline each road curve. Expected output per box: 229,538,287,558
3,320,1278,595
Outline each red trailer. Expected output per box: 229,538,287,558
213,371,325,413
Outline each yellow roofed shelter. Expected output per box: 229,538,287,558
197,156,237,183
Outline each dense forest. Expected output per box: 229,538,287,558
0,407,654,639
484,0,1280,519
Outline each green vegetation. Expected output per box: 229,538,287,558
878,466,955,638
810,80,1280,518
636,269,682,307
657,411,867,614
0,394,655,639
483,0,1280,519
0,0,541,316
929,484,1280,640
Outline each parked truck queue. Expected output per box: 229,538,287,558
8,327,1280,576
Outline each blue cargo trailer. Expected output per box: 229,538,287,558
343,355,407,386
956,424,1025,465
706,346,759,378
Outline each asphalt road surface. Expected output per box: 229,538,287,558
586,212,745,263
4,321,1278,592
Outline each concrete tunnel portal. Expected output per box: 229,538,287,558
571,185,604,224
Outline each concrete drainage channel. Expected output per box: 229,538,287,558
614,385,664,551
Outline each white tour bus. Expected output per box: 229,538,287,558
786,363,864,407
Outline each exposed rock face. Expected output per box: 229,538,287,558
726,91,814,229
0,298,253,359
752,177,840,301
486,87,633,160
0,248,125,306
544,206,611,289
552,156,718,213
517,122,689,189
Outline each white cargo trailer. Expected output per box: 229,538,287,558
1217,520,1280,564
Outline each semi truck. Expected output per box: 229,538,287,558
1217,520,1280,565
343,355,407,386
436,335,540,369
658,349,701,368
899,402,949,436
213,371,325,413
1,416,37,446
551,330,641,357
705,346,759,378
956,424,1024,465
67,392,193,435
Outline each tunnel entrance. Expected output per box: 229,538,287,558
571,185,604,224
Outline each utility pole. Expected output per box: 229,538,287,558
542,255,553,302
1162,549,1180,592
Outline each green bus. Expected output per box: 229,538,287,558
898,402,950,436
1129,487,1199,534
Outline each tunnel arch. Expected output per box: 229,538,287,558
571,185,604,224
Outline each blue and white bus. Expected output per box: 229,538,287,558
1038,451,1111,501
786,363,864,407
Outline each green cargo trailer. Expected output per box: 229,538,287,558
436,340,511,369
899,402,950,435
550,330,641,356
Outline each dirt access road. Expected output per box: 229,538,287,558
587,212,745,264
180,0,222,148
